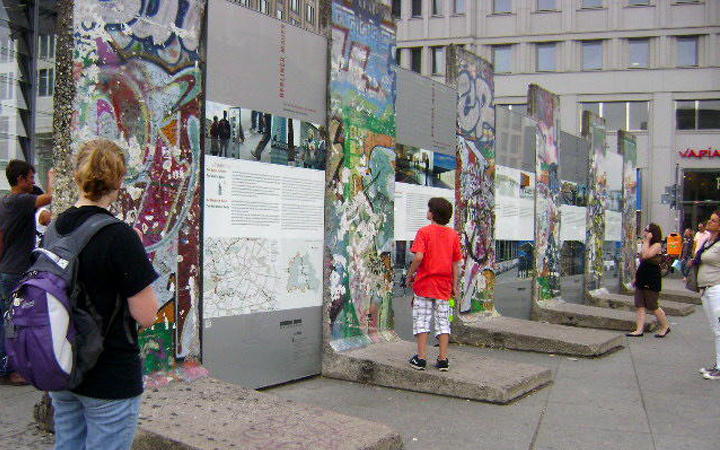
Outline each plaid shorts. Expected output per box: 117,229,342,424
412,295,451,336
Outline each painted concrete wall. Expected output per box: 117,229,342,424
528,84,562,304
583,111,607,296
446,46,496,315
325,0,398,351
57,0,206,382
619,131,638,294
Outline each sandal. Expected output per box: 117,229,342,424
654,328,672,338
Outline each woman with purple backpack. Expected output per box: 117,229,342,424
49,139,159,450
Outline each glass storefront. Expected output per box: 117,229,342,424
681,169,720,230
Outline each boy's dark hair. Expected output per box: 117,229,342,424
6,159,34,186
428,197,453,225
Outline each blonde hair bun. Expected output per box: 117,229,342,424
74,139,127,201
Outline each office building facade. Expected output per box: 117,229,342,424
394,0,720,233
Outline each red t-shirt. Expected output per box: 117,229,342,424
411,224,463,301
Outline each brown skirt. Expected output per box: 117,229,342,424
634,289,660,311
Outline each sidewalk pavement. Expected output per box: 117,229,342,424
4,278,718,450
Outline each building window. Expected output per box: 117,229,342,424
290,0,300,13
431,46,445,75
677,36,698,67
582,41,602,70
627,0,649,5
411,0,422,17
305,4,315,24
676,100,720,130
537,0,556,10
0,116,9,159
453,0,465,15
493,0,511,13
581,0,603,8
38,69,54,97
395,48,402,66
290,18,300,26
276,8,285,19
0,37,15,63
492,45,512,73
392,0,401,18
498,104,528,115
536,42,557,71
581,101,649,131
628,38,649,68
0,73,14,100
432,0,443,16
259,0,269,14
38,34,55,60
410,47,422,73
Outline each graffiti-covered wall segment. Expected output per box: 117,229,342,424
326,0,397,350
583,112,607,295
619,131,638,293
447,46,496,315
71,0,206,379
528,85,561,304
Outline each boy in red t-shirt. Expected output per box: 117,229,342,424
406,197,462,371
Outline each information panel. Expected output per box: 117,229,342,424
394,182,455,241
495,165,535,242
204,156,323,317
207,0,326,123
396,67,456,155
605,211,623,242
560,205,587,242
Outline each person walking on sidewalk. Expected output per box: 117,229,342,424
627,223,671,338
49,139,159,450
406,197,461,372
0,160,53,385
695,211,720,380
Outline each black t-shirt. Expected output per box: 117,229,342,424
0,193,38,274
54,206,158,399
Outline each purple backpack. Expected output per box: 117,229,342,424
4,214,122,391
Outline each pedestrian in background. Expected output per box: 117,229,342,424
681,227,694,280
694,221,710,257
0,160,52,385
50,139,159,450
696,211,720,380
406,197,461,372
627,223,671,338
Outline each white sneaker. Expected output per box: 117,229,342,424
702,368,720,380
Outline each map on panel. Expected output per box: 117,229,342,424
203,237,281,317
286,252,320,293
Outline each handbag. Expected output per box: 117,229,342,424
685,263,700,292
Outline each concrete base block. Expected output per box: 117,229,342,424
658,289,702,305
132,377,403,450
588,292,695,316
452,315,624,357
531,299,657,332
322,340,552,404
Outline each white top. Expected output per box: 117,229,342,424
35,207,50,247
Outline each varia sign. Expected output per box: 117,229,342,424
679,148,720,159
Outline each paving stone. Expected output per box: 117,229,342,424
532,299,657,331
451,315,624,357
322,340,552,404
132,377,402,450
588,291,696,316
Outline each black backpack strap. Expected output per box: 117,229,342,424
33,214,122,282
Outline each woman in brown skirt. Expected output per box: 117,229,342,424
627,223,671,338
